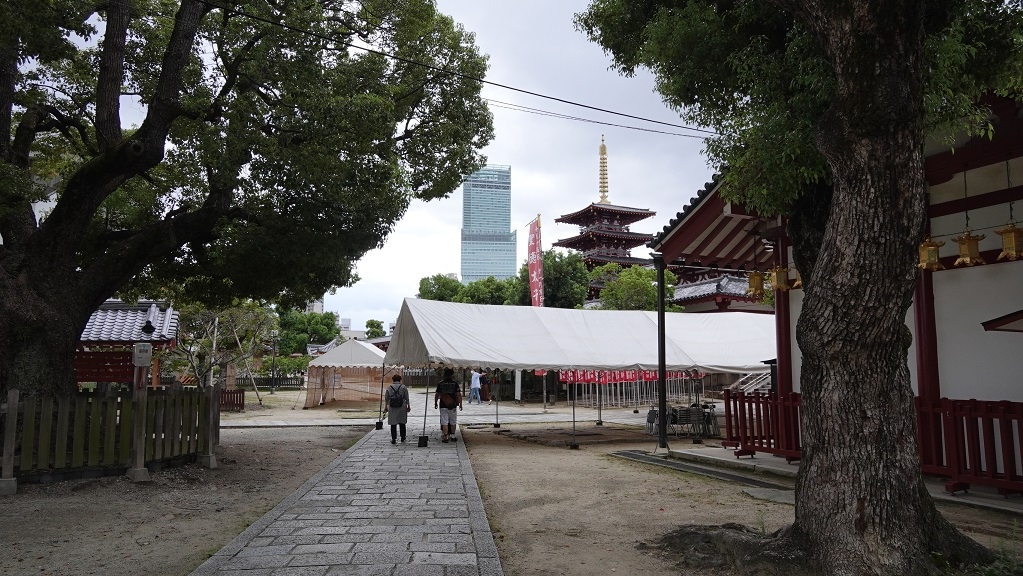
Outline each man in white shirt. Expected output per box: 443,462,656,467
468,368,482,404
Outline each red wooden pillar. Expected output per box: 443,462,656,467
773,236,794,395
914,270,944,466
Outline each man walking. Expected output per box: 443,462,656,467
434,368,463,443
468,368,483,405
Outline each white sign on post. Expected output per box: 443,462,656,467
132,343,153,367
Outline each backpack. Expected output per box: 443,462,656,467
388,386,404,408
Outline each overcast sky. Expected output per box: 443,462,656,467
325,0,716,330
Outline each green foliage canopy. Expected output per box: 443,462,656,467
509,250,589,309
277,310,341,356
365,319,385,339
2,0,494,309
575,1,1023,215
417,274,465,302
589,263,680,312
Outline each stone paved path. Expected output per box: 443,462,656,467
190,424,501,576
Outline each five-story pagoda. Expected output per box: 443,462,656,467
554,137,656,300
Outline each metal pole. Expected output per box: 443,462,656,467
270,329,277,395
655,253,668,450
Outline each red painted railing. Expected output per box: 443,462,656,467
723,390,802,460
724,391,1023,494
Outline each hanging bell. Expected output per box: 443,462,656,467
918,235,945,271
995,221,1023,261
952,227,986,267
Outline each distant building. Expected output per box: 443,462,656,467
460,165,517,283
554,137,656,300
305,298,324,314
338,317,352,331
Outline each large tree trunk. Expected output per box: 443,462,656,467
789,1,989,573
0,268,90,397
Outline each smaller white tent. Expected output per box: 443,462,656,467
308,338,386,368
305,339,390,408
384,298,775,373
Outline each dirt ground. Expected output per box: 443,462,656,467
1,392,1021,576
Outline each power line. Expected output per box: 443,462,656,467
484,98,706,139
192,0,717,137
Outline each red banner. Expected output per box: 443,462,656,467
527,216,544,307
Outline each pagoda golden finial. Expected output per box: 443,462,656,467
598,135,609,204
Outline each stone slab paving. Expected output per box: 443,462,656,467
190,424,502,576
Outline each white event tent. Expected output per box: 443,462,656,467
309,338,386,368
384,298,776,374
305,338,390,408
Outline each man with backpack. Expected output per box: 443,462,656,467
384,374,410,444
434,368,463,443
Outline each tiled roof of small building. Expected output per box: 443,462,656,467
671,275,751,303
80,300,178,343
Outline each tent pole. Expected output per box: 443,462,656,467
375,361,385,430
418,367,432,447
654,254,669,451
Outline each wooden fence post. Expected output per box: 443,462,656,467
1,389,19,494
199,384,218,469
126,366,151,482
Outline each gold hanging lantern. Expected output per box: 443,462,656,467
952,227,986,267
995,221,1023,261
747,270,765,299
996,161,1021,261
918,235,945,271
770,265,790,291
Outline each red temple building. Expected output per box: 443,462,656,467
554,137,656,300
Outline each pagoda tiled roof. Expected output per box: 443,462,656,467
556,203,656,226
583,254,653,267
553,229,654,250
79,300,178,344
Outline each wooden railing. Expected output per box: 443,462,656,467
722,390,803,460
724,390,1023,494
1,387,211,489
220,389,245,412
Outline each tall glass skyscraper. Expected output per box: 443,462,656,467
460,165,517,283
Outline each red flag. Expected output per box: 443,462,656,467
527,216,544,307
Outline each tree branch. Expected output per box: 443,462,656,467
95,0,131,152
34,0,210,259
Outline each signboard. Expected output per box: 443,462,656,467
132,343,153,367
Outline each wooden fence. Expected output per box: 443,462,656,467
220,389,245,412
723,390,1023,494
1,386,212,489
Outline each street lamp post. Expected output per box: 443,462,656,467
270,329,278,395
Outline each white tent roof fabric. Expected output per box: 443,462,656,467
384,298,776,374
308,338,386,368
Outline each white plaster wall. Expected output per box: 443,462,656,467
932,259,1023,401
788,289,803,393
